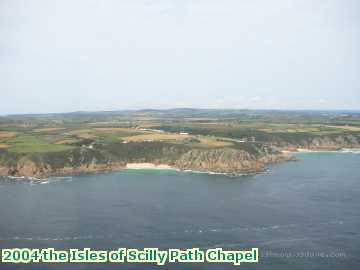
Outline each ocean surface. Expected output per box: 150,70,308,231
0,151,359,269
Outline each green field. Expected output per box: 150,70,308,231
2,134,74,153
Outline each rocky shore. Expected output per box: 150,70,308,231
174,149,292,174
0,147,292,179
1,133,359,179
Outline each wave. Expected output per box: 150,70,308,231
294,148,360,154
7,176,25,180
339,148,360,154
182,220,344,235
0,234,111,241
182,169,253,177
39,181,50,184
1,175,74,185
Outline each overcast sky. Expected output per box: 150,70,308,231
1,0,359,114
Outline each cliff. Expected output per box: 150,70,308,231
175,149,291,173
271,134,360,151
0,142,292,178
0,133,358,179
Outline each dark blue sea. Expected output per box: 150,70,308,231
0,151,359,269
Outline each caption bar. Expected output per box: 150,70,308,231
2,247,258,265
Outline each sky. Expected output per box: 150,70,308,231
1,0,360,114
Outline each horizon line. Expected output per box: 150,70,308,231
1,107,360,117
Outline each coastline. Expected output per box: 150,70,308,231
283,148,360,154
0,164,262,181
1,147,359,180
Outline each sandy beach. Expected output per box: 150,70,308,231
126,163,175,170
296,148,320,152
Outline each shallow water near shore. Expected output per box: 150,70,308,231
0,152,359,269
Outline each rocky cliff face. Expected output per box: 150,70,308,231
1,159,125,178
175,148,292,174
272,134,360,151
0,146,292,178
0,158,126,179
0,148,126,178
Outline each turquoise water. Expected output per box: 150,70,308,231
0,152,359,269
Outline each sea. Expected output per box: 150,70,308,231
0,150,359,269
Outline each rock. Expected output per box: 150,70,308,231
175,148,291,174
